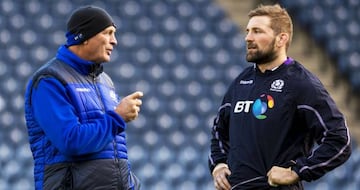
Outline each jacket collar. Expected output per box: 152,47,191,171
56,45,103,76
253,57,294,74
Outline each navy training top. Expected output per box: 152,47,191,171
209,59,351,189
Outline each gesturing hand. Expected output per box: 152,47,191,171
115,91,143,122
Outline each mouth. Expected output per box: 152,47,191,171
106,49,113,55
247,43,257,50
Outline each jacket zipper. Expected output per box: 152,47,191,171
91,73,119,164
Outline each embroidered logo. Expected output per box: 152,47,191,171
75,88,90,92
270,79,284,92
74,33,83,41
239,80,253,85
109,90,117,102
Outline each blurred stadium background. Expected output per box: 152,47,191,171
0,0,359,189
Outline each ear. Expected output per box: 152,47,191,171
276,33,289,48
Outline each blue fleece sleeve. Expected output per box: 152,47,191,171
31,77,126,156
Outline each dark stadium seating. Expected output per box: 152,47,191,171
0,0,359,189
279,1,360,189
279,0,360,94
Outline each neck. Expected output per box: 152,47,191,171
68,45,90,61
257,53,287,73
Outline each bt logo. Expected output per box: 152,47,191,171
234,94,274,119
252,94,274,119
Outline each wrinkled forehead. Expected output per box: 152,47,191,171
246,16,272,31
103,25,117,32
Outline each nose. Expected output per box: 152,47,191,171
245,31,253,42
111,34,117,46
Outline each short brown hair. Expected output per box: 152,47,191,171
248,4,293,49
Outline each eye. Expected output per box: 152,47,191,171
254,29,261,33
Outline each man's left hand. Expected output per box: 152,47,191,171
267,166,299,187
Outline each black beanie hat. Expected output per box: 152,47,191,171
66,6,115,46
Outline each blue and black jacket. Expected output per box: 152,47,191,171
209,59,351,189
24,45,139,190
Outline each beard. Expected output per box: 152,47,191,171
246,38,278,65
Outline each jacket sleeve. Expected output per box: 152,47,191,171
31,77,126,156
292,76,351,182
208,94,232,173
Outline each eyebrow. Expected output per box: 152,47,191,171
246,27,263,32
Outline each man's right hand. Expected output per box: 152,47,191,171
212,163,232,190
115,91,143,122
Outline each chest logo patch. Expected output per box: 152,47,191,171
270,79,284,92
109,90,117,103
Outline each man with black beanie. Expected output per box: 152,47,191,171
24,6,142,190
